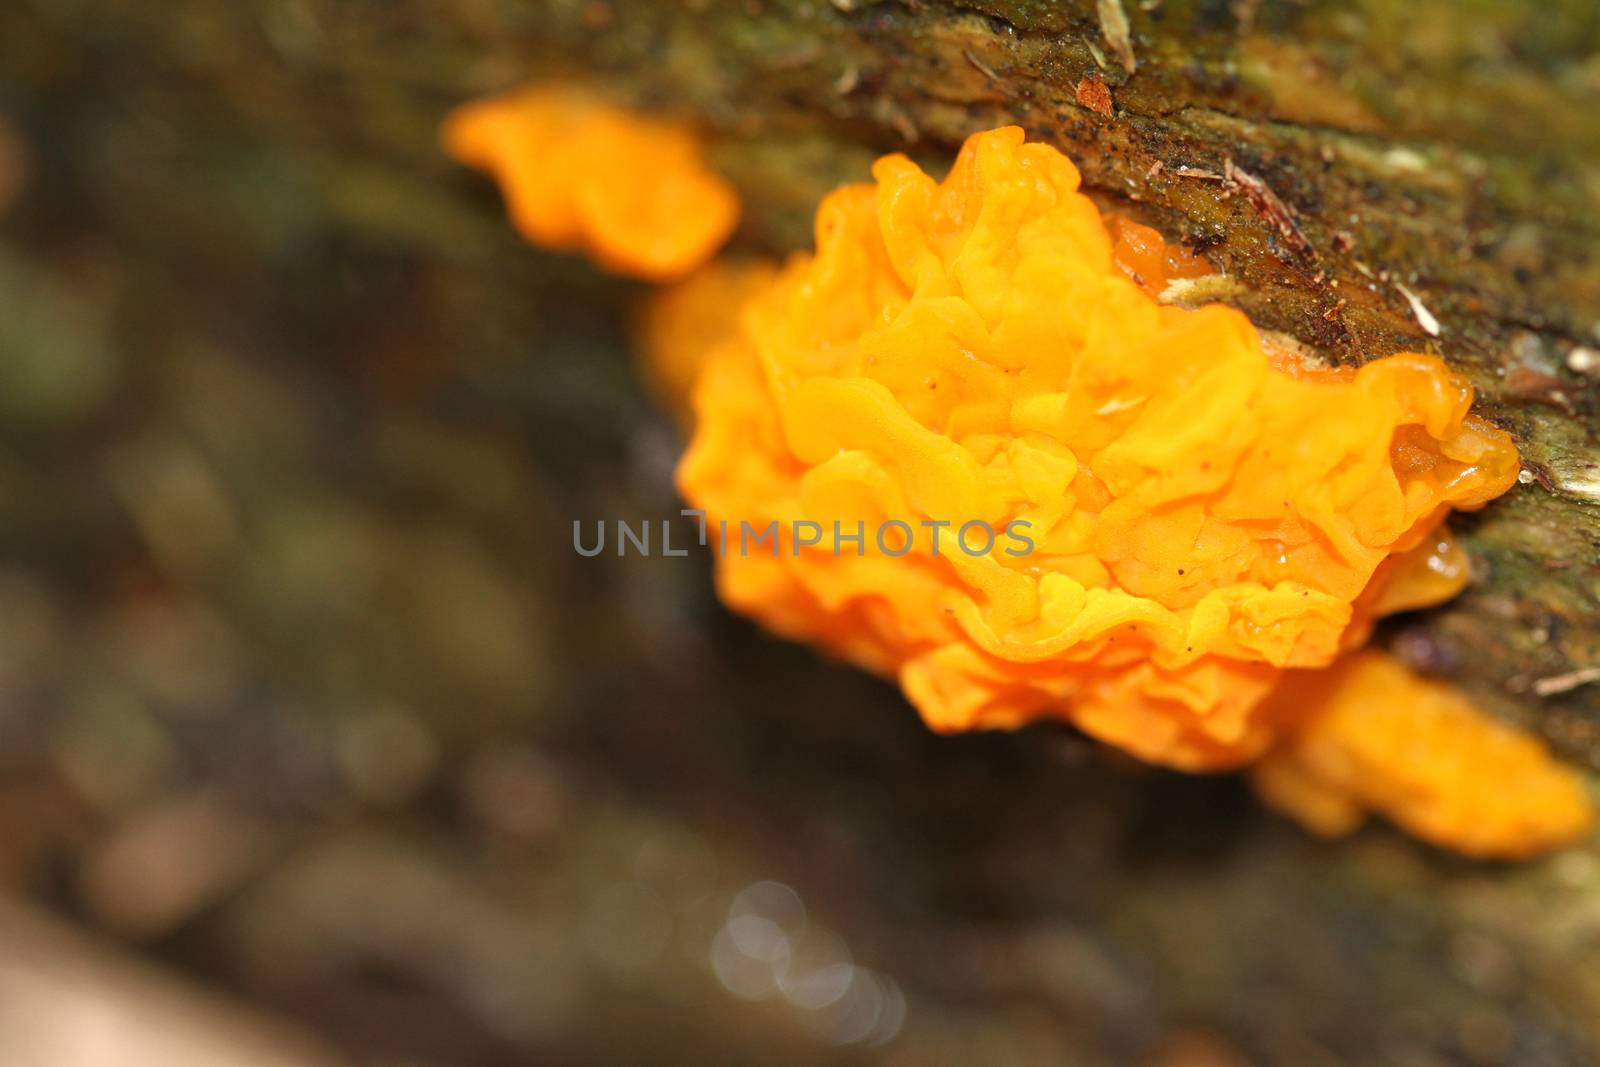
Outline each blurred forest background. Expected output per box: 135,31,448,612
0,2,1598,1066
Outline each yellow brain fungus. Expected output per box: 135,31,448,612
443,85,739,281
671,126,1588,855
636,260,780,425
679,124,1518,768
638,225,1199,428
1254,654,1593,858
1104,215,1212,298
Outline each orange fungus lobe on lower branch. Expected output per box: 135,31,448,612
442,84,739,282
1253,653,1592,859
665,125,1585,856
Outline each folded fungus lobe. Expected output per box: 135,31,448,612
443,85,739,281
637,259,781,426
669,126,1588,856
1254,653,1593,859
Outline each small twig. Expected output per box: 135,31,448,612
1224,158,1315,263
1533,667,1600,698
1097,0,1137,75
879,99,920,143
1395,281,1441,337
962,48,1002,85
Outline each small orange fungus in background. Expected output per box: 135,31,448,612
443,85,739,281
635,259,779,425
662,125,1590,858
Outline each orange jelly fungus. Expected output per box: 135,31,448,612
442,85,739,281
636,260,780,423
661,125,1588,856
678,126,1529,762
640,224,1197,423
1105,215,1212,298
1253,653,1593,859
